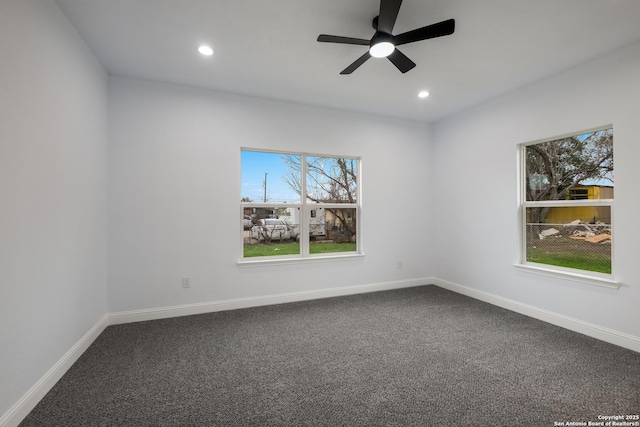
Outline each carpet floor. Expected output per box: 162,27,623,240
19,285,640,426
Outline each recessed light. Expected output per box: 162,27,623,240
198,45,214,56
418,91,429,98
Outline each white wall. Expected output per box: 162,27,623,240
107,76,434,313
431,41,640,339
0,0,108,421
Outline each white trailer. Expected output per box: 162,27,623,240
308,208,326,236
281,207,326,237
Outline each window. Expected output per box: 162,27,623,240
241,150,360,260
519,127,613,278
569,188,589,200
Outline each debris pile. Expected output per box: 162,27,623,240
538,219,611,244
538,228,560,239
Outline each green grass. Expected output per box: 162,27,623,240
243,242,300,258
527,247,611,274
243,241,356,258
310,242,356,254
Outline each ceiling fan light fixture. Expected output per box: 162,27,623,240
369,41,395,58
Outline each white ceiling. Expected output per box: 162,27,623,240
55,0,640,123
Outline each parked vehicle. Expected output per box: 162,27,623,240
250,218,294,242
243,215,253,230
280,218,300,240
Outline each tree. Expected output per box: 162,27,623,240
282,155,357,202
282,155,357,238
526,128,613,223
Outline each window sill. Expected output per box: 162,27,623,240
238,253,365,268
513,263,620,289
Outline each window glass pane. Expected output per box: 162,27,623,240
241,150,301,203
525,128,613,202
243,206,300,258
525,206,611,274
309,208,357,254
306,156,357,204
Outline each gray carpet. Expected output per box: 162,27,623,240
20,286,640,426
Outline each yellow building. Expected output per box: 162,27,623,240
544,185,613,225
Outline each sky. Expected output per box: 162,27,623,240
241,150,300,203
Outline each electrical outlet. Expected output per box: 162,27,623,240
182,277,191,288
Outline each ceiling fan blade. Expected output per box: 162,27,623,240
317,35,370,46
387,48,416,73
393,18,455,46
377,0,402,34
340,51,372,74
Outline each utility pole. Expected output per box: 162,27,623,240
263,172,268,203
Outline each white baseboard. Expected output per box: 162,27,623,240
0,315,110,427
431,277,640,353
108,278,431,325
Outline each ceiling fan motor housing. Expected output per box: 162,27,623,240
370,31,393,48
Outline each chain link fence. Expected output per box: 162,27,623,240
525,221,612,273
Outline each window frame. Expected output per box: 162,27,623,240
515,126,619,288
239,149,363,266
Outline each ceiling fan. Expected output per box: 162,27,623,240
317,0,455,74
